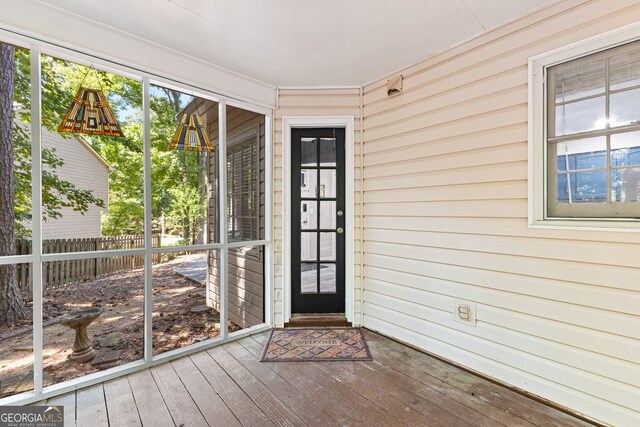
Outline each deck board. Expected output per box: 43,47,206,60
364,331,588,427
189,350,275,427
47,389,76,427
224,341,342,427
76,384,109,427
127,370,174,427
40,330,591,427
238,337,375,427
363,332,536,426
170,356,242,427
208,345,307,427
103,377,142,427
251,335,403,426
150,363,209,427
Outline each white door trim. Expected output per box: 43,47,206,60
282,116,355,324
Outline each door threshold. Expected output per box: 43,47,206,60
285,313,352,327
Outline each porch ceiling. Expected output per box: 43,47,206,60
32,0,555,87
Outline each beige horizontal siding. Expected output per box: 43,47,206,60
274,88,363,326
39,128,109,239
361,1,640,425
205,106,266,329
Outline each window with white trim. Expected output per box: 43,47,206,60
548,41,640,218
529,29,640,227
227,126,260,241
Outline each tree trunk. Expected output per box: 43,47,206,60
0,43,27,326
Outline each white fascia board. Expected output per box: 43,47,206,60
0,0,277,108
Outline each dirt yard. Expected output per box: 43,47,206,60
0,254,239,398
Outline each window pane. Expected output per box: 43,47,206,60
320,232,336,261
555,97,606,136
610,88,640,127
42,256,143,384
611,167,640,202
610,49,640,91
319,200,336,229
226,106,263,242
556,137,606,171
0,42,33,398
553,60,605,103
301,137,317,167
0,263,34,398
301,169,317,198
547,40,640,218
557,173,569,203
320,137,337,166
225,245,265,331
320,169,337,198
300,263,318,294
151,84,215,247
301,201,317,230
1,43,31,249
557,170,607,203
40,54,144,252
153,250,221,355
301,232,317,261
611,131,640,167
319,264,336,294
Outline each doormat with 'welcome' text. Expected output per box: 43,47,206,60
260,327,372,362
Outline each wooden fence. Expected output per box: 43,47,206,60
14,234,161,290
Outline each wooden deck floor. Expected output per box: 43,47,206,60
41,330,591,427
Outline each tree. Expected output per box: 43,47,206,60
0,47,109,326
0,43,26,325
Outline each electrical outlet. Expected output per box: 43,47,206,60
453,301,477,326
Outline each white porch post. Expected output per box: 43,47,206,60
142,78,153,361
30,45,43,394
218,100,228,339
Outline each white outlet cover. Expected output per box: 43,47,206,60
453,301,477,326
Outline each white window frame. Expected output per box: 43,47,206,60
0,27,274,406
528,22,640,231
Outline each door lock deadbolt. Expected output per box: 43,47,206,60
337,210,343,216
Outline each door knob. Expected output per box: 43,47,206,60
337,227,344,234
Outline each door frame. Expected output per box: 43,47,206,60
282,116,355,324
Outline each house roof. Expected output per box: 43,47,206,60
22,0,556,87
15,119,112,172
73,136,112,172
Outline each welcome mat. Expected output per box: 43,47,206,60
260,327,372,362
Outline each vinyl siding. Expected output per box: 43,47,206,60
361,1,640,425
39,128,109,239
206,106,266,329
274,88,363,326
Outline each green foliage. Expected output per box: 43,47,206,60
10,49,208,243
166,185,204,245
149,88,207,245
12,50,106,238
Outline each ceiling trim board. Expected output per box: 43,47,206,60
0,0,277,107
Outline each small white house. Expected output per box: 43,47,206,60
36,126,110,239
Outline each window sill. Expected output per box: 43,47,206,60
529,218,640,232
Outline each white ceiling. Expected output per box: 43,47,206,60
34,0,555,87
